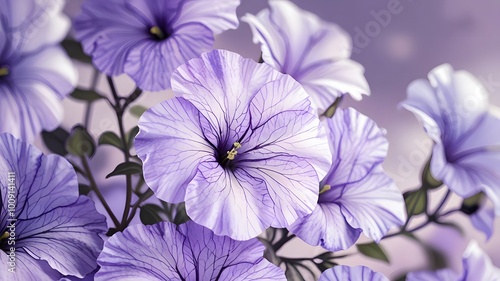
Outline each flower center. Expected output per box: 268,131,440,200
226,142,241,161
319,185,331,194
149,26,166,41
0,66,9,77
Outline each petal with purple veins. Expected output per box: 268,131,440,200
95,221,285,280
136,97,216,204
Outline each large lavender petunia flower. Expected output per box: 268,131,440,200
0,133,107,280
0,0,77,142
401,64,500,215
95,221,286,280
74,0,240,91
319,265,389,281
407,241,500,281
136,49,332,240
288,108,406,251
242,0,370,114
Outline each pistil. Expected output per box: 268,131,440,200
149,26,165,40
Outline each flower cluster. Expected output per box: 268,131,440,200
1,0,500,280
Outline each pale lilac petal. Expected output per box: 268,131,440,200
95,221,285,280
329,170,405,242
171,49,282,142
136,98,215,203
124,23,213,91
185,161,272,240
470,205,495,240
319,265,389,281
299,60,369,112
243,75,332,180
0,251,62,281
0,133,107,277
407,269,459,281
242,0,369,113
240,156,320,230
172,0,240,34
74,0,151,76
288,203,361,251
461,241,500,281
322,108,388,186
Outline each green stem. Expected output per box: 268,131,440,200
81,156,120,228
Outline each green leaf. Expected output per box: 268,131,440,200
322,96,343,118
315,260,337,273
404,188,428,217
127,126,140,151
70,88,105,102
61,38,92,64
78,184,91,196
66,125,96,157
106,162,142,178
356,242,390,263
41,127,70,156
140,204,164,225
173,202,190,225
98,131,124,149
421,158,443,189
129,105,148,118
460,192,484,215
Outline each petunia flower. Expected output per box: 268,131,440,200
135,49,332,240
400,64,500,215
242,0,370,114
95,221,286,280
74,0,240,91
0,0,77,142
319,265,389,281
0,133,107,280
288,108,406,251
407,240,500,281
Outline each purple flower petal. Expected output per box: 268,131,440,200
74,0,239,91
289,108,405,251
319,265,389,281
136,97,215,203
242,0,369,113
408,241,500,281
401,64,500,214
139,49,331,240
407,269,459,281
470,204,495,240
0,251,62,281
0,133,107,278
95,221,285,280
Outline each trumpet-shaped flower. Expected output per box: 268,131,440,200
136,49,332,240
74,0,240,91
401,64,500,215
243,0,369,114
288,108,406,251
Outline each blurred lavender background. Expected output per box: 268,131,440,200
43,0,500,279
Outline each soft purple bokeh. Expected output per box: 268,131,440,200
319,265,389,281
95,221,286,280
0,133,107,280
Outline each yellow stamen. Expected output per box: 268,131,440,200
0,66,9,76
226,142,241,161
149,26,165,40
319,185,331,194
1,231,9,240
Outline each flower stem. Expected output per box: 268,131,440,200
80,155,120,228
84,69,100,129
